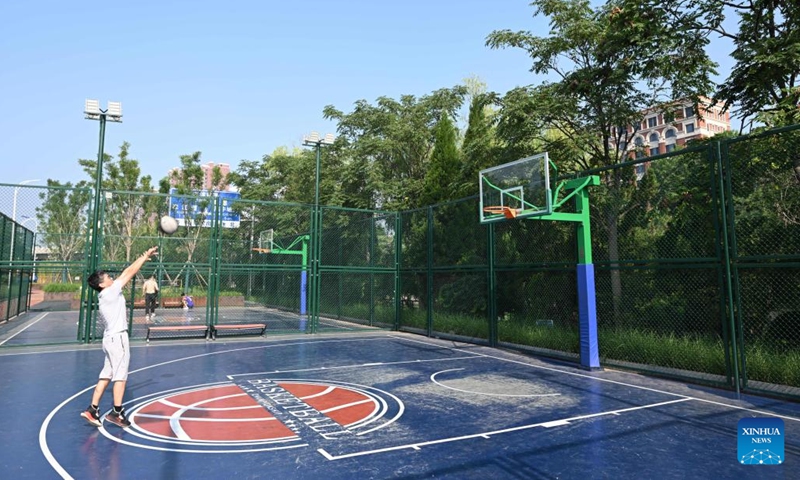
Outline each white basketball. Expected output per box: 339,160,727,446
159,215,179,235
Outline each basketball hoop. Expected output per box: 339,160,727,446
483,206,519,219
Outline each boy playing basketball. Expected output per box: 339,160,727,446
81,246,158,428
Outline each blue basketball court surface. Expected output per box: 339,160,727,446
2,332,798,479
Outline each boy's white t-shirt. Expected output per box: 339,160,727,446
98,279,128,336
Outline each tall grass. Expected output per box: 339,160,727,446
42,283,81,293
399,310,800,388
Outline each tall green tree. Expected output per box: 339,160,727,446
159,151,226,287
617,0,800,127
421,114,460,206
458,91,499,197
323,86,467,211
486,0,717,321
79,142,157,262
35,181,91,282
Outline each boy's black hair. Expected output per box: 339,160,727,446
87,270,107,292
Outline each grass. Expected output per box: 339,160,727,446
744,343,800,387
398,309,800,389
599,328,727,375
42,283,81,293
158,287,241,297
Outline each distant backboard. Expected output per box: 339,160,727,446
257,229,274,252
479,153,552,224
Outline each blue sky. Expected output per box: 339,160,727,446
1,0,735,187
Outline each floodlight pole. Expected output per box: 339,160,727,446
80,100,122,342
302,132,335,333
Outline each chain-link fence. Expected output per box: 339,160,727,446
0,211,35,322
2,124,799,399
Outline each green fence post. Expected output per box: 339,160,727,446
369,215,376,326
716,140,741,395
394,212,402,330
426,206,434,337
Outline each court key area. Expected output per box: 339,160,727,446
1,333,798,479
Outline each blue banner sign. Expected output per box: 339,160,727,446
169,189,241,228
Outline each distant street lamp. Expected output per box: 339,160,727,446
301,132,335,333
12,179,40,224
20,216,37,230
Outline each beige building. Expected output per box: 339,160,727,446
168,162,232,191
613,98,732,177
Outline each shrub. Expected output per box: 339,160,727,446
43,283,81,293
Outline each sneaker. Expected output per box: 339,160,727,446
106,410,131,428
81,406,102,427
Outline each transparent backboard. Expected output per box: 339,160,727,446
258,229,274,251
479,152,552,224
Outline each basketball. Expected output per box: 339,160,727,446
159,215,179,235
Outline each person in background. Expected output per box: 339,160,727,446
182,293,194,325
142,275,159,322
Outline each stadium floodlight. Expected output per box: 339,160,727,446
84,99,101,119
106,101,123,121
323,133,335,145
303,131,321,145
85,99,122,123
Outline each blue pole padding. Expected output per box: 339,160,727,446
577,263,601,370
300,270,308,331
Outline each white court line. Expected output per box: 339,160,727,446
430,368,561,397
318,397,694,460
38,333,800,477
389,334,800,422
227,355,481,379
0,312,49,345
39,337,380,478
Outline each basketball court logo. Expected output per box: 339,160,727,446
738,417,784,465
110,379,404,453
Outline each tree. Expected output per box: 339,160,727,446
79,142,157,262
486,0,717,322
323,86,467,211
458,91,499,197
420,114,460,206
35,181,91,282
617,0,800,128
159,151,226,288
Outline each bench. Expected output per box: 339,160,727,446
211,323,267,340
146,325,209,342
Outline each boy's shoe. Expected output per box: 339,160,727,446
81,406,102,427
106,410,131,428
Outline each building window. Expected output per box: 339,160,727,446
649,133,659,143
648,117,657,128
635,150,645,159
650,147,659,156
684,106,694,118
685,122,695,133
665,143,676,153
635,164,646,180
665,129,676,138
634,137,644,147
